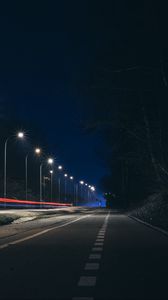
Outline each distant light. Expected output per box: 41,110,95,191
58,165,63,170
50,170,53,174
91,186,95,191
48,158,54,165
85,183,88,186
88,185,91,188
64,174,68,177
35,148,41,155
70,176,74,180
17,132,24,139
80,181,84,185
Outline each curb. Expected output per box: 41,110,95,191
128,215,168,237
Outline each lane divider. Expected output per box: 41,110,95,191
73,211,110,300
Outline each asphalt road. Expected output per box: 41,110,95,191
0,208,168,300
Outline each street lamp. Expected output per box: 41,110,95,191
58,165,63,202
4,131,24,198
70,176,74,204
25,147,41,200
79,181,84,202
40,157,54,202
64,174,68,202
50,170,53,202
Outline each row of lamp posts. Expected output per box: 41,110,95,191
3,131,96,205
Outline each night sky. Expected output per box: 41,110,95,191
0,1,166,197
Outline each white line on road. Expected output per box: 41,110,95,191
89,254,101,259
94,243,103,246
85,263,100,270
78,277,97,287
0,215,91,250
72,297,94,300
92,247,103,252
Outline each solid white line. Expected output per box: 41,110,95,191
78,276,96,287
85,263,100,270
129,215,168,237
0,215,91,250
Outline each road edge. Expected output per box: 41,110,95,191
128,215,168,237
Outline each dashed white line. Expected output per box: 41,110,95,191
94,243,103,246
78,277,97,287
89,254,101,259
72,297,94,300
85,263,100,270
92,247,103,252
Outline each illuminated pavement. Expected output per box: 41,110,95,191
0,209,168,299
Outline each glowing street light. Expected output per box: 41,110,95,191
58,165,63,170
70,176,74,180
48,158,54,165
91,186,96,191
4,131,25,198
17,132,24,139
64,174,68,177
80,181,84,185
35,148,41,155
25,147,42,200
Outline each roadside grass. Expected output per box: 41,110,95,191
0,215,19,226
131,192,168,231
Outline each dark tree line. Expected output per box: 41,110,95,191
82,2,168,207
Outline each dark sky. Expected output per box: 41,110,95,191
0,1,166,195
0,1,113,191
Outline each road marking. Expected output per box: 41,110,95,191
72,297,94,300
96,239,104,243
94,243,103,246
92,247,103,252
89,254,101,259
78,276,96,287
85,263,100,270
0,215,91,250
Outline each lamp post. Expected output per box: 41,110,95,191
58,166,63,202
64,174,68,202
75,183,78,206
50,170,53,202
25,148,41,200
70,176,74,204
4,132,24,199
80,181,84,203
40,158,54,202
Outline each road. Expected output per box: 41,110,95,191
0,208,168,300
